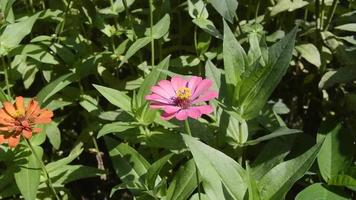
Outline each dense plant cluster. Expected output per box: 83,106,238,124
0,0,356,199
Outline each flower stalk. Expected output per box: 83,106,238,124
184,120,201,200
24,138,60,200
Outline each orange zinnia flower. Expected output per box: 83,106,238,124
0,96,53,148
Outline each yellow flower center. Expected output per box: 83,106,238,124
176,87,191,100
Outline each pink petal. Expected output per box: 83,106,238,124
161,112,176,120
171,76,188,92
194,105,213,115
145,94,171,104
187,108,201,119
175,110,188,120
187,76,203,93
191,79,213,100
192,91,218,104
164,106,181,113
158,80,176,97
151,86,173,100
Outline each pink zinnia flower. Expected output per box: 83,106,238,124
145,76,218,120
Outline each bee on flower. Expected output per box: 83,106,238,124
0,96,53,148
145,76,218,121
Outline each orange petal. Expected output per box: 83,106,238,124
3,102,17,117
34,110,53,124
22,130,32,139
0,110,15,126
15,96,25,116
8,135,20,148
25,99,40,118
0,134,5,144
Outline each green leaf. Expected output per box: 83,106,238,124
207,0,238,23
269,0,309,16
136,56,170,107
145,14,170,39
318,67,356,89
296,43,321,68
183,134,247,200
146,153,173,190
188,0,208,19
36,73,75,105
335,23,356,32
240,27,297,119
244,127,301,146
245,163,261,200
258,140,323,200
251,136,295,180
46,146,83,173
104,137,150,184
93,84,132,114
119,37,151,67
296,183,349,200
97,122,137,138
317,122,353,182
166,159,198,200
14,146,43,200
0,13,40,55
223,20,247,99
205,60,221,93
45,121,61,150
193,18,222,39
328,174,356,187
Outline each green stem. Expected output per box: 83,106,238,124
184,120,201,200
2,56,11,97
320,0,325,29
255,0,261,23
149,0,155,69
24,139,60,200
324,0,338,31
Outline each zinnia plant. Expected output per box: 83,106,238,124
0,96,53,147
145,76,218,120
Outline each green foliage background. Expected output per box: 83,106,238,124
0,0,356,199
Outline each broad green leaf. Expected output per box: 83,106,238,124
205,60,221,92
93,84,132,114
226,114,248,145
145,14,170,39
269,0,309,16
166,159,198,200
207,0,238,23
240,27,297,119
119,37,151,67
328,174,356,187
136,56,170,106
193,18,222,39
45,121,61,150
251,135,295,180
145,131,186,151
318,67,356,89
317,122,353,182
146,153,173,189
188,0,208,19
46,146,83,173
296,183,349,200
0,13,40,55
296,43,321,68
44,165,104,185
245,163,261,200
258,140,323,200
183,134,247,200
36,73,75,105
105,137,150,184
97,122,137,138
335,23,356,32
14,146,43,200
223,20,247,100
244,127,301,146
